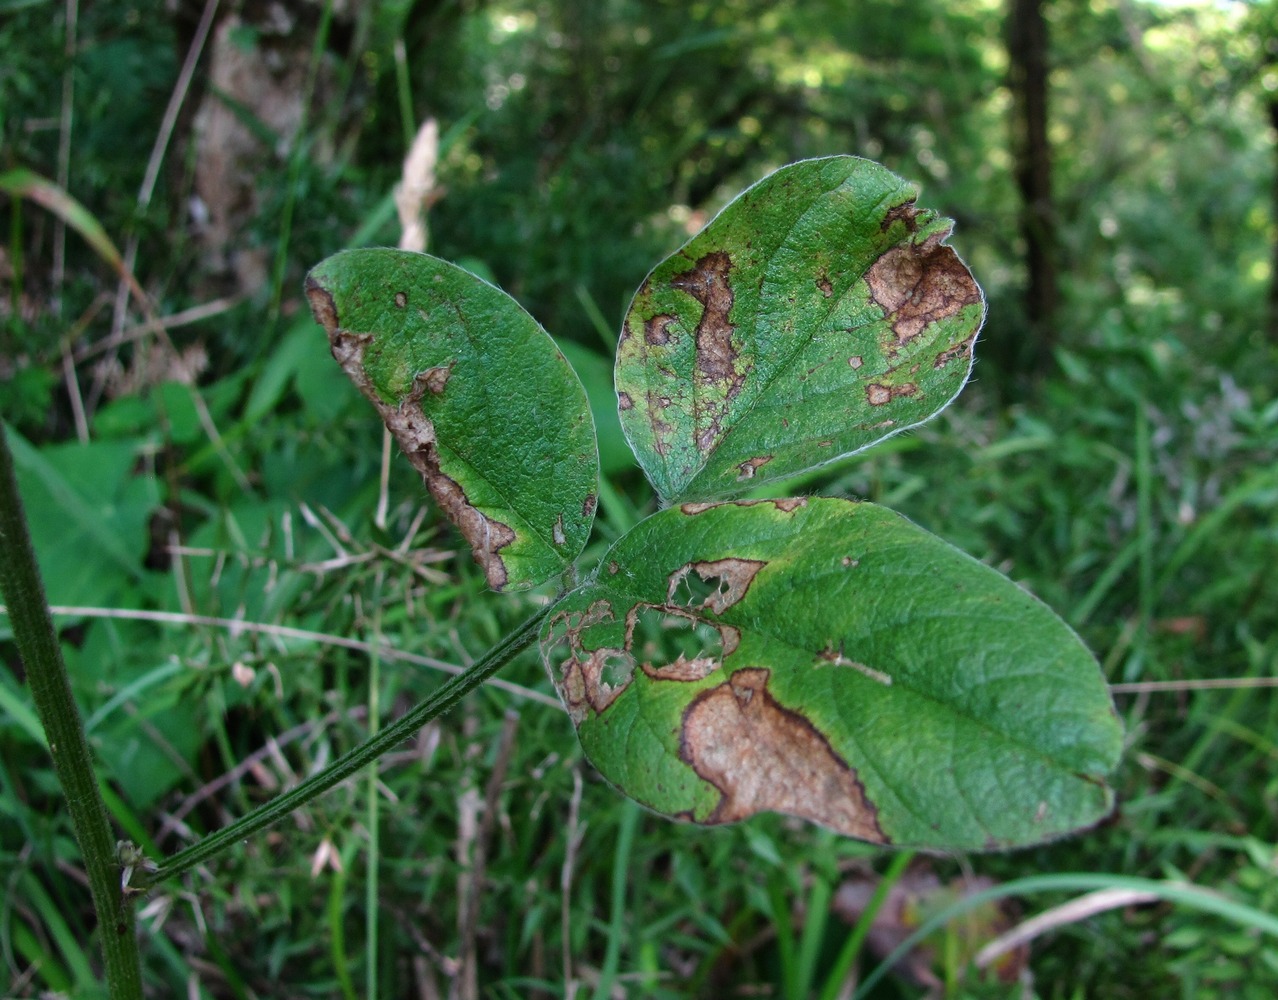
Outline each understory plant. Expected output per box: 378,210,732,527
2,155,1124,998
303,155,1122,850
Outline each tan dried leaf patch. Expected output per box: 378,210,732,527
680,668,887,842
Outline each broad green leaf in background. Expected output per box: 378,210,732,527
616,156,985,502
4,427,158,610
541,498,1122,851
306,249,599,591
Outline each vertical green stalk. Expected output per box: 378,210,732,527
0,423,143,1000
795,868,833,996
818,850,915,1000
1130,404,1154,682
592,799,639,1000
365,571,384,1000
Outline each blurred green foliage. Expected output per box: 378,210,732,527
2,0,1277,996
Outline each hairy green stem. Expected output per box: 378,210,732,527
0,423,143,999
143,604,549,886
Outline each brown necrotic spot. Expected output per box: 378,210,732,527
643,654,720,683
671,251,748,389
771,497,808,513
817,645,893,686
879,200,922,234
817,276,834,298
305,278,339,331
866,237,981,345
865,382,917,407
679,668,886,842
618,392,634,411
559,646,635,723
645,314,677,346
419,450,517,589
848,355,863,369
394,291,408,308
934,335,975,369
737,455,772,480
307,293,515,590
666,558,766,614
417,363,453,395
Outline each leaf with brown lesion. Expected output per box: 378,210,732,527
541,499,1123,850
306,249,599,591
680,667,888,842
615,156,986,502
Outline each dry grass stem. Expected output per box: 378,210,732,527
396,118,440,253
561,766,584,999
974,888,1160,969
1110,677,1278,693
14,604,563,708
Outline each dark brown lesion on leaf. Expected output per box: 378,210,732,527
671,250,751,400
560,646,634,722
394,291,408,308
306,278,516,590
865,382,918,407
420,455,517,589
879,200,922,234
618,392,634,411
645,314,677,346
679,667,887,843
419,363,453,395
934,335,976,369
866,233,981,345
305,278,339,330
548,602,625,724
737,455,772,480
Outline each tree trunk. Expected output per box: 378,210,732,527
1007,0,1059,375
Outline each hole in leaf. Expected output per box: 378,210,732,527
630,606,723,667
598,650,634,689
671,570,721,608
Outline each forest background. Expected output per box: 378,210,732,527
2,0,1278,997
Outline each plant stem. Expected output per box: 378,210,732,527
819,850,914,1000
0,423,144,999
142,603,550,887
365,570,384,1000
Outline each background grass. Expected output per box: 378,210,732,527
2,0,1277,996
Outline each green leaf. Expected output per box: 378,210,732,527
5,427,157,606
541,498,1121,851
306,249,598,591
615,156,984,502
